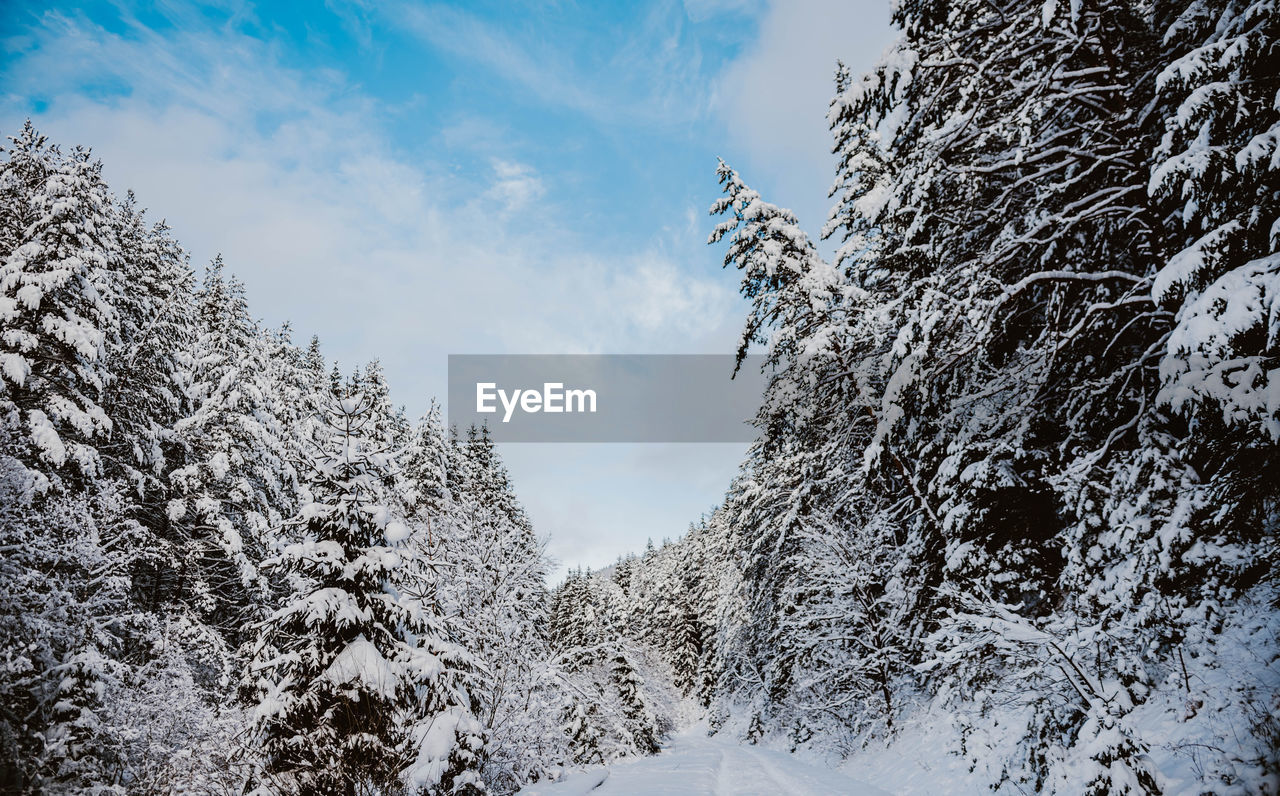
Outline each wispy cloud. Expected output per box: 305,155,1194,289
487,159,545,213
681,0,764,23
395,2,713,128
399,4,607,119
0,4,740,383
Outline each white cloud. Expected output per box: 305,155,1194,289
713,0,896,235
682,0,763,23
487,159,545,212
395,2,712,128
2,8,740,368
398,3,607,120
624,255,733,336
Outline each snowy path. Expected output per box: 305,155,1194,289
516,728,891,796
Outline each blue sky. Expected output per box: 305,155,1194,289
0,0,894,575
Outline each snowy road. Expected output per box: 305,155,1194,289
516,729,891,796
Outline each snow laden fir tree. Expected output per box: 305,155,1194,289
247,393,484,795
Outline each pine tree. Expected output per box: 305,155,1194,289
0,123,121,495
0,482,145,792
100,194,196,495
402,400,453,528
352,358,406,450
1149,0,1279,556
248,393,485,795
708,160,840,377
690,0,1279,783
706,155,897,736
443,425,561,791
303,335,325,379
167,258,297,640
1,124,247,794
561,700,605,766
550,570,600,660
608,648,659,756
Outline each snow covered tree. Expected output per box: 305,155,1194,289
401,400,453,530
0,122,121,495
706,160,870,735
0,124,245,795
608,648,659,756
777,509,919,740
435,425,562,791
0,479,145,792
265,323,322,453
4,10,1278,786
248,393,485,795
560,700,605,766
708,160,842,377
100,193,196,495
166,258,297,641
686,0,1277,784
550,569,602,662
350,358,407,452
548,569,674,763
102,614,249,795
0,123,595,794
1149,0,1279,552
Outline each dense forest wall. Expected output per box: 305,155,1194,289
581,0,1279,791
0,124,674,795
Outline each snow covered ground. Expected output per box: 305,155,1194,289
516,727,890,796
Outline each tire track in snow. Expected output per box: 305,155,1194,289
713,748,733,796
